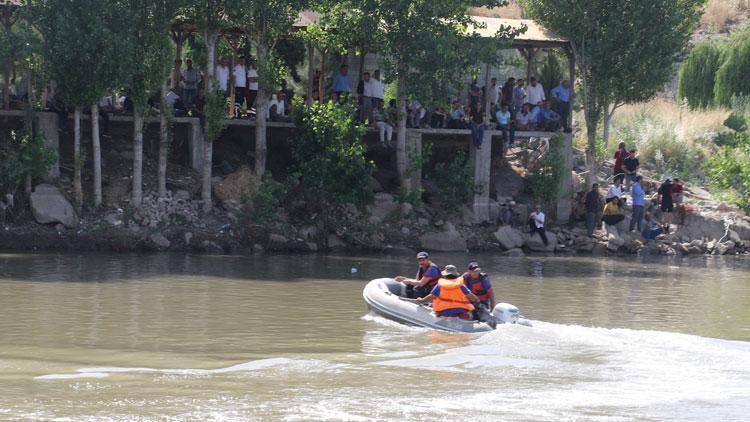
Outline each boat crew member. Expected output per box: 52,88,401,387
415,265,480,319
462,262,496,311
395,251,441,299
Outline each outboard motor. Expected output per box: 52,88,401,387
491,303,520,324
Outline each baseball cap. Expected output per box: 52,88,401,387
467,262,481,271
416,251,429,259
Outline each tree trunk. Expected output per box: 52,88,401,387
319,50,326,103
255,39,269,177
396,74,409,191
358,48,366,86
602,108,612,148
484,63,492,122
73,107,83,214
158,79,169,197
171,33,184,91
2,58,10,109
132,110,144,207
306,43,314,105
202,31,219,214
92,103,102,207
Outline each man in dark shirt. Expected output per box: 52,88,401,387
584,183,601,237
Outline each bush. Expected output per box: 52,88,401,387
715,30,750,107
425,151,478,219
289,98,375,225
241,174,288,225
677,41,723,109
724,112,748,132
714,131,750,147
706,143,750,211
528,132,566,209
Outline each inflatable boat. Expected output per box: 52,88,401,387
363,278,531,333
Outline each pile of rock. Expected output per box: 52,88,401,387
132,190,201,228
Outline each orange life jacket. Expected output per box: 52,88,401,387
433,277,475,313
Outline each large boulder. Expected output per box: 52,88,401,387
493,226,524,250
492,163,525,199
419,223,467,251
367,192,400,223
29,184,78,228
525,231,557,252
213,165,260,203
149,232,171,249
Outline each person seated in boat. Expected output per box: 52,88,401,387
395,251,441,299
462,262,496,313
415,265,480,319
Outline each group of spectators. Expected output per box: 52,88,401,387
327,64,575,149
582,142,687,240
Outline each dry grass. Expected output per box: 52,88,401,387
469,1,524,19
613,98,730,144
701,0,750,32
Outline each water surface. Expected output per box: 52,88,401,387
0,253,748,421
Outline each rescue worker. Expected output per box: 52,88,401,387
415,265,480,319
395,251,441,299
462,262,496,312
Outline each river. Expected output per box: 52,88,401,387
0,252,748,421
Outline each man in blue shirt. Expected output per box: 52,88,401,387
332,65,350,102
395,251,441,298
495,104,515,147
537,101,561,131
550,80,574,132
629,175,645,232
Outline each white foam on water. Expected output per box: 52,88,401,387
35,357,295,380
371,320,750,420
34,372,109,380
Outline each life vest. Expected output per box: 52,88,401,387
416,262,440,291
464,273,492,303
433,277,474,313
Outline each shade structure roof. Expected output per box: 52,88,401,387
470,16,569,49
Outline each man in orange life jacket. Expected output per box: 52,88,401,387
462,261,496,311
415,264,480,319
395,251,441,299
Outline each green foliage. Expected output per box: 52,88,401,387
425,151,477,219
289,97,375,213
714,131,750,147
538,52,564,99
275,37,306,83
205,80,227,143
715,31,750,107
528,132,566,208
241,174,288,224
706,144,750,211
0,130,55,195
724,113,748,132
678,40,723,109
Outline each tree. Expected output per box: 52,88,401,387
677,40,723,109
357,0,518,190
187,0,229,212
714,31,750,107
521,0,704,180
231,0,307,178
120,0,177,207
37,0,125,213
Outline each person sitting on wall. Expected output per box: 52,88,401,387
536,101,561,131
416,265,480,319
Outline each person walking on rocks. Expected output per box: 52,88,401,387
629,176,645,232
658,177,675,232
585,183,601,237
528,205,549,246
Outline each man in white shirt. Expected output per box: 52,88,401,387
526,77,545,106
488,77,499,107
528,205,549,246
606,179,623,204
247,62,259,108
233,57,247,105
216,57,230,94
371,69,385,103
360,72,373,122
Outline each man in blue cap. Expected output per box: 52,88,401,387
395,251,441,299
